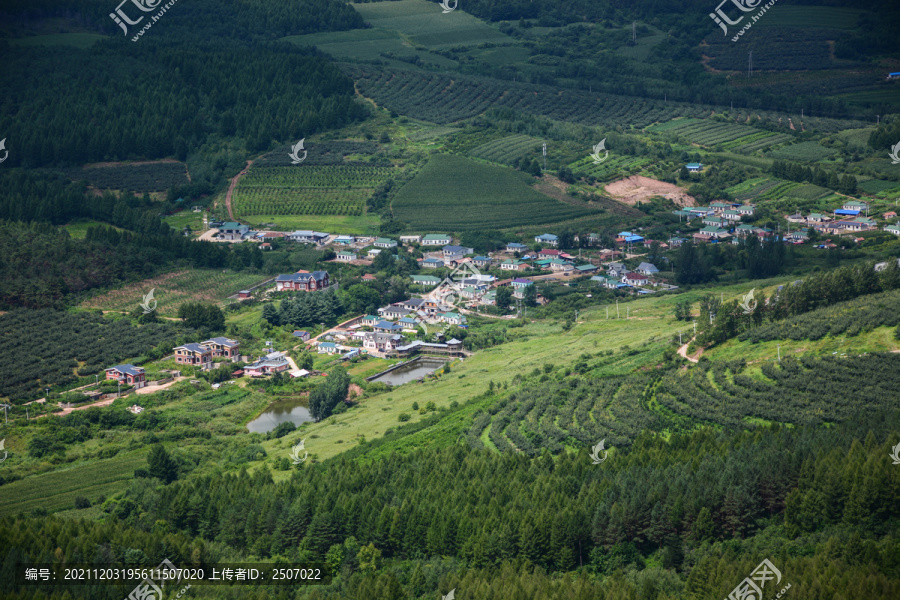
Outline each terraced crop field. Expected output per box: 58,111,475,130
82,269,271,315
859,179,900,195
647,118,787,152
468,134,541,164
232,166,394,218
767,141,837,162
568,154,652,181
391,154,596,231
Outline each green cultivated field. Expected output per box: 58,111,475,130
0,449,148,516
756,5,864,29
391,154,596,231
767,141,837,161
233,166,393,220
468,134,541,164
82,269,271,315
351,0,511,48
9,33,106,49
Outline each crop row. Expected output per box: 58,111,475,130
239,166,393,188
469,135,541,164
58,162,189,193
233,187,368,216
252,141,387,167
734,133,793,152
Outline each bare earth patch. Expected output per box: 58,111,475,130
604,175,696,207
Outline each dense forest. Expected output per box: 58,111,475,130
0,413,896,599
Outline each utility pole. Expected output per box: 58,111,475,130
606,306,609,320
0,403,9,425
679,331,683,345
616,299,620,318
693,321,697,335
748,51,753,78
777,345,781,362
542,141,547,172
632,22,636,43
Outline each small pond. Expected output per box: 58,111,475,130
368,357,446,386
246,398,314,434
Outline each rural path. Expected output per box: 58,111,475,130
49,397,118,418
134,376,187,395
225,159,254,222
677,339,702,363
283,355,306,378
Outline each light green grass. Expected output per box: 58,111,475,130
0,449,148,516
351,0,511,48
240,214,380,235
63,220,127,240
10,33,105,49
81,269,272,315
283,29,459,68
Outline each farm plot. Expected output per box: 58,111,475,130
82,270,271,316
648,118,784,151
351,0,511,48
859,179,900,195
569,155,652,181
391,154,596,231
767,142,837,162
252,143,390,167
232,166,394,218
0,449,150,516
468,134,541,164
56,160,189,193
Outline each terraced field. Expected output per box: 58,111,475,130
767,141,838,162
568,154,652,181
646,118,790,152
391,154,596,231
468,134,542,164
232,166,394,218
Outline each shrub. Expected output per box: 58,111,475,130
73,495,91,509
398,413,411,422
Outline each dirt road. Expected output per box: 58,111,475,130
225,160,254,222
677,340,701,363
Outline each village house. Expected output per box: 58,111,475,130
292,330,310,341
411,275,441,287
218,222,249,240
258,243,272,251
548,259,574,272
702,215,728,228
785,229,809,243
367,248,382,258
245,352,291,376
360,315,380,327
422,234,452,246
363,332,403,353
202,337,241,360
685,162,703,172
398,316,419,329
710,202,732,213
403,298,442,314
668,237,687,247
616,231,644,246
506,242,528,253
735,204,755,217
786,213,806,224
694,227,730,241
635,262,659,276
722,210,743,222
500,259,527,271
257,231,286,241
275,271,330,291
622,272,650,287
375,320,404,333
443,245,474,261
399,234,422,244
422,258,444,269
574,264,598,275
438,312,465,325
472,256,492,269
885,223,900,236
604,278,627,289
606,262,630,278
361,274,377,282
289,230,330,244
105,364,147,389
173,343,213,368
336,250,357,262
806,213,831,224
842,200,869,213
316,342,340,355
533,233,557,247
379,305,413,319
374,237,398,249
